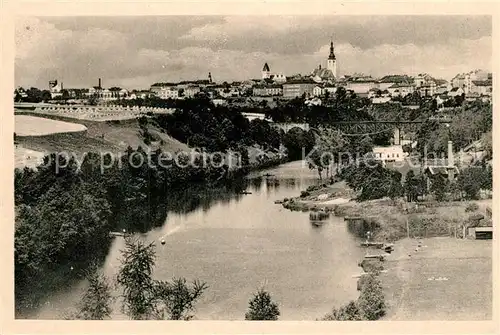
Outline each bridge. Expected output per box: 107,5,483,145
325,118,452,137
15,103,174,122
241,110,452,143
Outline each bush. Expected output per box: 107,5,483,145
75,265,113,320
321,301,362,321
465,203,479,212
357,274,386,320
306,184,323,192
245,288,280,320
300,191,310,198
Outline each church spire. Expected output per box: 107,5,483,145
328,40,336,60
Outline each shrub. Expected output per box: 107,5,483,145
357,274,386,320
465,203,479,212
306,184,322,192
321,301,362,321
245,288,280,320
300,191,310,198
75,264,113,320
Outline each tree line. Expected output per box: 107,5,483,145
152,96,283,153
14,147,255,313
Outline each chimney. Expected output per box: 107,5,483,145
98,78,102,88
447,140,454,167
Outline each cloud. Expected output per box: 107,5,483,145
15,16,492,89
180,15,491,54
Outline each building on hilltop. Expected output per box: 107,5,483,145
49,80,64,98
262,63,271,79
341,74,377,95
260,62,286,83
282,78,316,98
377,75,414,91
451,69,489,95
252,84,283,97
311,40,337,83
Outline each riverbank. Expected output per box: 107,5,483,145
279,182,492,241
280,182,492,320
381,237,492,320
278,180,355,212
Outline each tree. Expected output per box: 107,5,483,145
388,171,404,200
457,167,483,200
153,278,208,320
116,237,207,320
430,173,447,202
245,288,280,320
481,131,492,159
75,264,113,320
282,127,315,161
117,237,157,319
404,170,425,202
357,274,386,320
321,301,362,321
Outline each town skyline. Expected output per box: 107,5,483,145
15,15,491,89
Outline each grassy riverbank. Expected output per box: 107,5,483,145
280,182,492,241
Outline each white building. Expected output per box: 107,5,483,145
371,96,391,104
313,85,323,97
49,80,63,98
158,87,179,99
184,85,201,98
372,145,406,163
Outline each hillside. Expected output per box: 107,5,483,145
15,113,190,161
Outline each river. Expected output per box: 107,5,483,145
22,160,366,320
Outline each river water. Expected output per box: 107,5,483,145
24,160,365,320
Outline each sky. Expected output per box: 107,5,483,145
15,15,492,90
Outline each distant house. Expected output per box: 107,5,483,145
372,145,405,163
435,94,449,108
371,96,392,104
471,80,492,96
282,79,316,98
343,75,378,95
158,87,179,100
387,82,415,97
184,85,201,98
212,98,227,106
448,87,464,97
252,84,283,97
418,82,437,97
323,85,336,95
313,85,323,97
377,75,414,91
305,97,322,106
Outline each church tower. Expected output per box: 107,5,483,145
262,62,271,79
327,40,337,79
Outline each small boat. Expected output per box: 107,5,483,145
240,190,252,195
311,221,324,227
263,173,275,178
109,231,126,237
364,254,386,261
360,241,385,248
382,243,394,253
